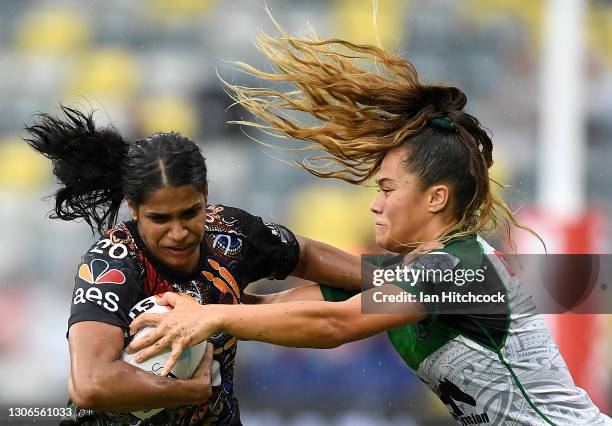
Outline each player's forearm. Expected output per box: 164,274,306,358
71,360,207,412
294,237,365,290
212,300,348,348
242,284,324,305
213,286,426,348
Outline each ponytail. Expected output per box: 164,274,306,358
223,27,545,251
24,106,127,234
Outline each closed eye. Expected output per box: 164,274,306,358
145,203,203,223
148,214,170,224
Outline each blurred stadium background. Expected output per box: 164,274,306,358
0,0,611,425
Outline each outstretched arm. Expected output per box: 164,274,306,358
243,240,445,305
241,283,324,304
127,286,427,374
289,238,443,292
292,236,365,291
209,285,426,347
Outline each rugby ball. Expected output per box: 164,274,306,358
121,295,218,420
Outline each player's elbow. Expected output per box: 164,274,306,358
317,316,350,349
70,380,101,409
69,372,107,410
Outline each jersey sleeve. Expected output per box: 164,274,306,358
319,285,359,302
238,210,301,285
67,240,143,336
319,254,388,302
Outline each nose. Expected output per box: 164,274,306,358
167,220,188,241
370,192,383,214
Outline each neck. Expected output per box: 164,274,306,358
414,215,458,246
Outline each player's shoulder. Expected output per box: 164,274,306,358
78,222,141,285
432,233,482,270
203,204,249,260
205,204,261,236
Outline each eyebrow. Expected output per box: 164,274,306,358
145,202,203,217
375,178,396,186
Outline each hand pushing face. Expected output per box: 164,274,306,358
129,185,206,274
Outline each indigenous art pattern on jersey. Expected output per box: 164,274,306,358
62,204,300,426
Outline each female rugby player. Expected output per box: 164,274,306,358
128,30,612,425
24,107,362,425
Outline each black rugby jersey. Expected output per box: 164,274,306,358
61,204,300,425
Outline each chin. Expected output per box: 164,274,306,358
164,259,180,269
377,237,411,254
160,257,189,272
375,236,394,253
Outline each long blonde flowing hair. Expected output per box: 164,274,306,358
222,18,543,251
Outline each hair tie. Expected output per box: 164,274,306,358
429,117,458,132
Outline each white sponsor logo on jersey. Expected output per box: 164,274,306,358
73,287,120,312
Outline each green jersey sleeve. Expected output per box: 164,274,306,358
320,285,359,302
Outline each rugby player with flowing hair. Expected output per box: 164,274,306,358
25,107,363,425
128,25,612,425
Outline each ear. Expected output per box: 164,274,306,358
127,200,138,221
428,184,450,213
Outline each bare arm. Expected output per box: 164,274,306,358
241,284,324,304
68,321,212,413
127,242,442,374
212,285,426,348
288,238,443,293
127,286,427,366
292,236,365,291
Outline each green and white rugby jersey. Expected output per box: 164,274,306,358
321,234,611,426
